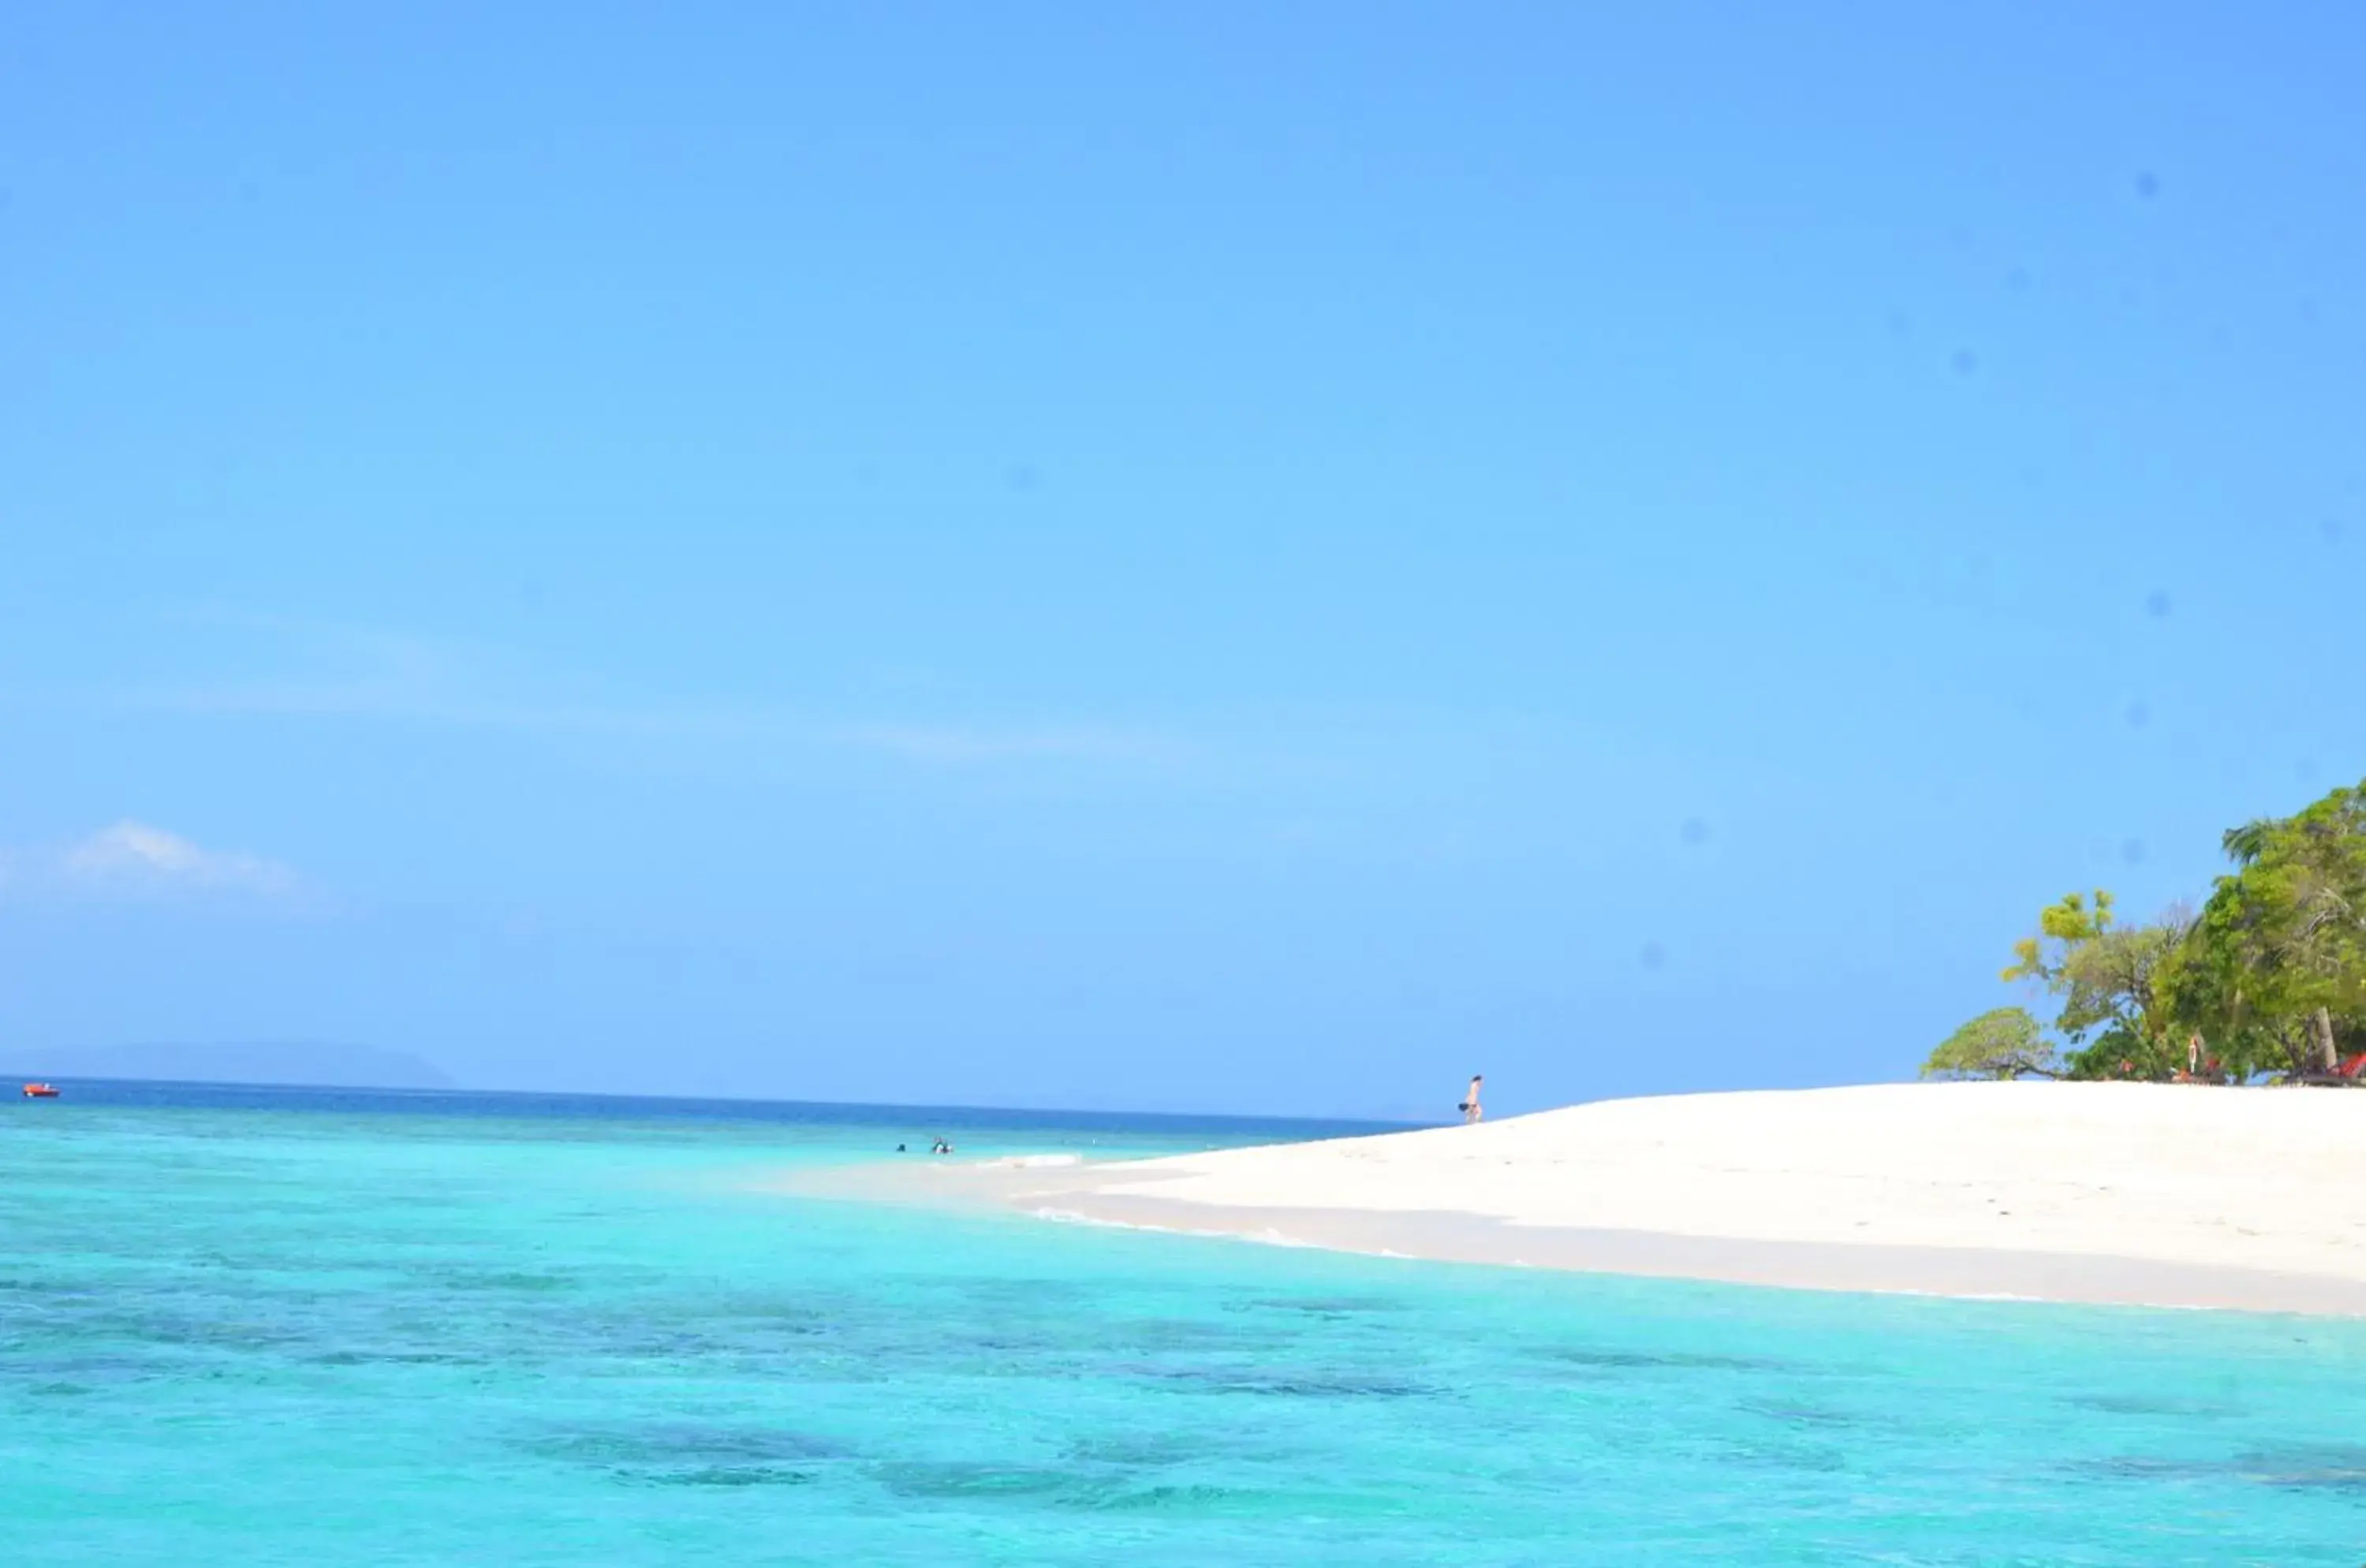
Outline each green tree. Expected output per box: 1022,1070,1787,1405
1999,890,2187,1080
2001,890,2116,985
2163,780,2366,1080
2054,921,2191,1079
2157,896,2312,1081
1921,1006,2058,1080
2222,819,2277,867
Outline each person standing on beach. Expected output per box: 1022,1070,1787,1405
1461,1074,1483,1124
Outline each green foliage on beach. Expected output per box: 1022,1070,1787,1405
1920,1007,2056,1080
2159,782,2366,1081
1927,778,2366,1085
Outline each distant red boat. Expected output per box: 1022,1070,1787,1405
21,1083,58,1099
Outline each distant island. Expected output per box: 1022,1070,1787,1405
7,1041,456,1091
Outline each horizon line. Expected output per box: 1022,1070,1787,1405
0,1073,1435,1130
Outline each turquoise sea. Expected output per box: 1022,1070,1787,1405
5,1083,2364,1565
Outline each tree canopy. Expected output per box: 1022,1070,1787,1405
1929,778,2366,1085
2159,782,2366,1081
1920,1007,2056,1080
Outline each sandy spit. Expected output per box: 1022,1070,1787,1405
791,1082,2366,1316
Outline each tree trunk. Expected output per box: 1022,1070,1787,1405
2310,1006,2340,1076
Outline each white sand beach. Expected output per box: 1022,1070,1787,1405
834,1083,2366,1315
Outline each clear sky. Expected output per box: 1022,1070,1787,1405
2,4,2360,1118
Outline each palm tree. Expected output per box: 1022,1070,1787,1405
2222,818,2278,866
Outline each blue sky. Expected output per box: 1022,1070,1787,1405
2,4,2360,1118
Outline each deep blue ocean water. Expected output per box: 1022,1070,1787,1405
5,1081,2364,1565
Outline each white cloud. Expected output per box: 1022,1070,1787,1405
55,821,298,898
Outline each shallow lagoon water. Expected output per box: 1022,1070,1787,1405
5,1084,2364,1565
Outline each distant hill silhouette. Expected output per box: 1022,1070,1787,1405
7,1041,456,1091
